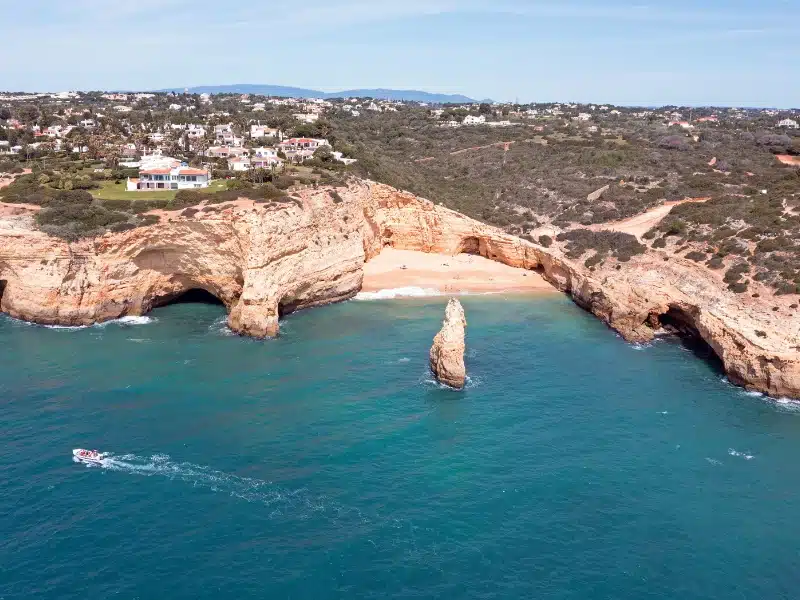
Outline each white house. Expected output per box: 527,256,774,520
228,154,283,171
250,125,280,139
463,115,486,125
206,146,248,158
252,147,278,159
278,137,330,153
778,118,799,129
127,164,210,191
252,155,283,169
293,113,319,124
228,157,251,172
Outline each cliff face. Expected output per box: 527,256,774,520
430,298,467,389
1,179,798,399
0,192,364,338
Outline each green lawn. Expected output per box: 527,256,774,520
90,179,227,201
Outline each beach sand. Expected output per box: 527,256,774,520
361,248,557,294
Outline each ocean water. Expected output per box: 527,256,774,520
2,295,800,600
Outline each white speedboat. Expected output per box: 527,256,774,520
73,449,105,464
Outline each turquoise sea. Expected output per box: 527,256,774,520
2,294,800,599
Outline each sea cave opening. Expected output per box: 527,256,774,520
657,306,724,371
278,298,301,318
168,288,225,306
151,287,226,310
0,280,6,306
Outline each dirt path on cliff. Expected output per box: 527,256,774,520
0,168,32,190
590,197,710,238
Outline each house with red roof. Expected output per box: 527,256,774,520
127,164,211,191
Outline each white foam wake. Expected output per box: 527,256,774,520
75,451,462,561
354,287,443,300
76,452,365,522
728,449,755,460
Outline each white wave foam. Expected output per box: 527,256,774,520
705,457,721,465
728,448,755,460
419,372,481,390
398,357,410,363
106,316,155,326
209,316,236,336
10,315,155,330
354,287,443,300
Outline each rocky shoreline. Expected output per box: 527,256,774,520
0,178,798,399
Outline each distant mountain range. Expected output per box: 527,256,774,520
157,84,478,104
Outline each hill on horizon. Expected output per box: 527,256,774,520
157,84,478,104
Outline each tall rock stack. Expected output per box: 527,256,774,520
429,298,467,389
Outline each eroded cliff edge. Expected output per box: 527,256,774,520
0,179,798,399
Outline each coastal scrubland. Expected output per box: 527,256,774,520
0,93,798,295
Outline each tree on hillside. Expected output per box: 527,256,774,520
17,105,40,124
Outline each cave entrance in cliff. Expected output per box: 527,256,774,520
657,306,724,371
277,298,301,318
458,236,485,257
0,280,6,307
169,288,225,306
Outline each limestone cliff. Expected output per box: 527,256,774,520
0,179,798,399
430,298,467,389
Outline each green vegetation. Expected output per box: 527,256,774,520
555,229,646,262
90,179,227,201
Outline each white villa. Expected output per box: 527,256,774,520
127,159,210,191
250,124,281,139
206,146,248,158
228,151,284,171
463,115,486,125
278,137,330,153
778,118,799,129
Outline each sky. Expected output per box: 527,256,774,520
2,0,798,107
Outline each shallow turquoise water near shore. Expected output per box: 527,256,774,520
2,295,800,599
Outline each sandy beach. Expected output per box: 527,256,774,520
361,248,557,294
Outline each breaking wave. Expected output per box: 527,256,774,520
6,315,156,330
419,371,482,390
354,287,444,300
209,316,236,336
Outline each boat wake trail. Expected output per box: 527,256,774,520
79,451,456,564
86,452,367,523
